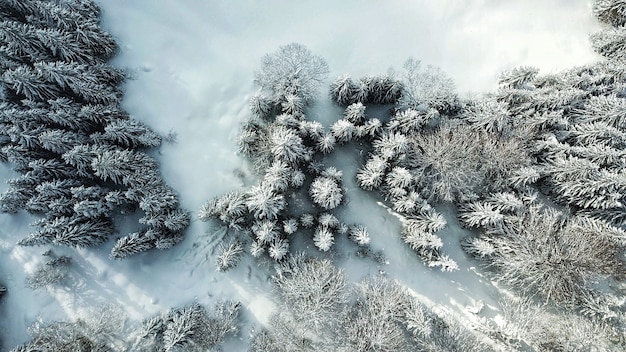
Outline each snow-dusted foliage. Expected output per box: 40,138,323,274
498,66,539,89
462,195,626,308
215,240,245,272
309,176,343,210
133,301,240,352
349,224,370,246
594,0,626,27
26,251,72,289
255,43,329,104
15,301,240,352
329,73,403,106
274,256,347,331
354,97,528,270
481,296,623,351
0,0,188,258
398,58,460,113
202,44,371,259
313,225,334,251
256,257,489,351
11,305,127,352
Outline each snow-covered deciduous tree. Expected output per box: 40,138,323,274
343,277,414,352
463,202,626,305
255,43,329,104
399,58,460,113
309,176,343,210
274,256,347,331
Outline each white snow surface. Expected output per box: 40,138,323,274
0,0,602,349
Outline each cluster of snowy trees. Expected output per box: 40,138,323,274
329,73,403,106
249,255,492,351
11,304,128,352
199,1,626,345
131,301,240,352
201,43,372,269
0,0,189,258
454,1,626,349
11,301,240,351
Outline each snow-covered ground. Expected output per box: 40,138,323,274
0,0,603,349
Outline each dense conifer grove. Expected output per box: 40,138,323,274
0,0,189,258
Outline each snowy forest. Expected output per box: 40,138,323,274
0,0,626,351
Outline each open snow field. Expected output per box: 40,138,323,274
0,0,602,349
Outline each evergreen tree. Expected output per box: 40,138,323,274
309,176,343,210
594,0,626,27
215,240,244,272
499,66,539,89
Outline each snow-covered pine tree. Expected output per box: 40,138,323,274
498,66,539,89
313,225,334,252
594,0,626,27
245,184,286,220
309,176,343,210
216,240,245,272
349,225,370,246
268,238,289,260
109,230,156,259
330,74,359,105
330,118,356,144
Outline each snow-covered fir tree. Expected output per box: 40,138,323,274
215,240,245,272
309,176,343,210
